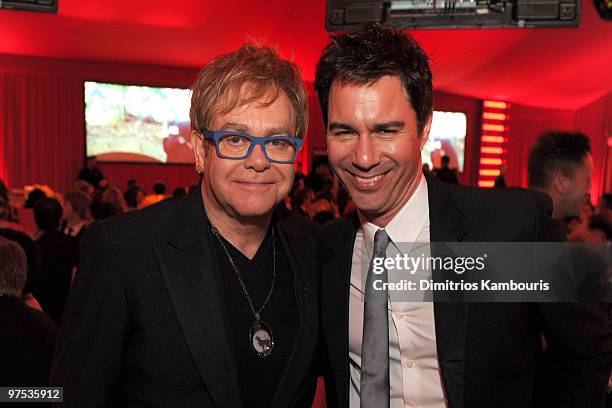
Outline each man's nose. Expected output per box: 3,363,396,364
244,144,271,171
353,134,381,171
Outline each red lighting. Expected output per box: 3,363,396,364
481,136,505,143
482,124,506,132
479,169,501,177
482,112,507,121
478,180,496,188
481,147,504,154
483,101,508,109
480,158,503,165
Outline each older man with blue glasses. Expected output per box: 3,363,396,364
52,45,319,408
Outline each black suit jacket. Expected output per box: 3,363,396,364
317,174,612,408
51,190,319,407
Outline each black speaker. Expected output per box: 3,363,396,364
0,0,58,13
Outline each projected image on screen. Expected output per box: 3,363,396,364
422,111,467,172
85,82,193,164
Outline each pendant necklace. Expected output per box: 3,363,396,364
211,226,276,359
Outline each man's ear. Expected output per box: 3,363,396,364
419,114,433,149
191,130,207,170
552,172,568,195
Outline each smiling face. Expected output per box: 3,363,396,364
326,75,431,226
191,88,296,221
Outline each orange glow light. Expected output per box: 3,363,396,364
482,124,506,132
481,147,504,154
478,180,496,188
483,101,508,109
482,112,507,121
479,169,501,177
480,158,503,165
481,136,505,143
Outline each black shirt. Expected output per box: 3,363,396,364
212,226,298,407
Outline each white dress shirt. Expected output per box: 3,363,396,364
349,174,447,408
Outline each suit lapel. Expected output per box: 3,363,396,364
271,216,318,408
426,174,470,408
320,212,359,408
153,192,243,408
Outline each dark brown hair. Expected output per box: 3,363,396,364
528,131,591,189
315,23,433,135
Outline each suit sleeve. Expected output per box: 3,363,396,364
533,197,612,407
50,221,128,407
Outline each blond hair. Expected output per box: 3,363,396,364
190,44,308,138
0,237,27,298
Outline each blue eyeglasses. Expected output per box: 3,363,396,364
201,128,303,164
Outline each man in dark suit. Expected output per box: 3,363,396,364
77,156,104,189
314,24,612,407
51,45,318,407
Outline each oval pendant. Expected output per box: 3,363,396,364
250,319,274,358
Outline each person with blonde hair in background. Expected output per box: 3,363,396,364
62,190,92,239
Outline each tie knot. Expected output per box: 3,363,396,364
373,229,391,254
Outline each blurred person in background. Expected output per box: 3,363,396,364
124,185,145,211
0,178,19,223
528,132,593,221
141,181,168,208
598,193,612,225
305,158,332,193
77,156,105,188
495,164,507,188
580,195,595,224
101,186,128,214
528,131,593,240
0,236,57,391
72,180,95,198
24,188,47,209
172,186,187,200
436,155,459,185
0,196,44,311
33,197,78,325
61,190,92,239
292,187,315,217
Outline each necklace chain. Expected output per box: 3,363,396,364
211,226,276,321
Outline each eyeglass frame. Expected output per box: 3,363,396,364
200,128,303,164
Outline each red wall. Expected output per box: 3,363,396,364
574,93,612,205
